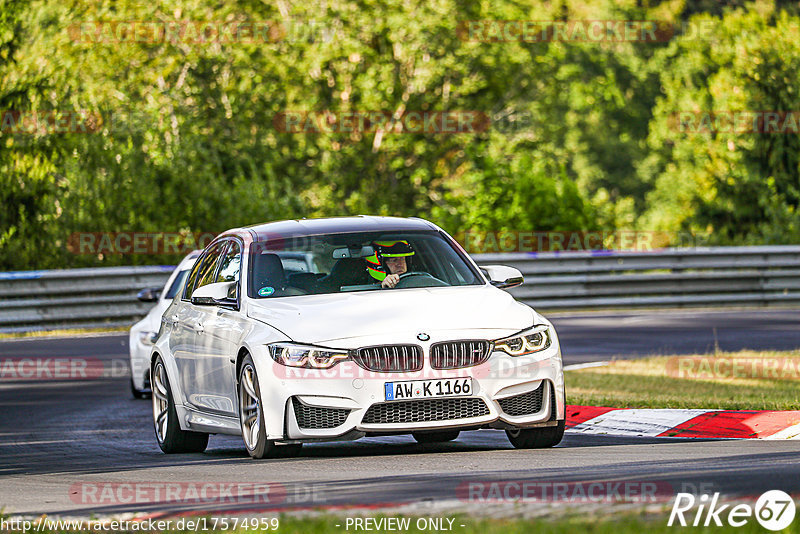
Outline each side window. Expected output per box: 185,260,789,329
195,241,227,290
183,241,226,299
216,242,241,283
183,257,205,300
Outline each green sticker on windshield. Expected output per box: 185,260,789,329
258,286,275,297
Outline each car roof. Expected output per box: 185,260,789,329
176,250,202,269
240,216,438,242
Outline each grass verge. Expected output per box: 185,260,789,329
566,349,800,410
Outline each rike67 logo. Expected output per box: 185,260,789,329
668,490,796,531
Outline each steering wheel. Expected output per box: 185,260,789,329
393,271,448,289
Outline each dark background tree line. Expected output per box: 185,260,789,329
1,0,799,270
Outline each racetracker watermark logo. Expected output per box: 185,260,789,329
0,358,128,381
667,356,800,380
457,480,674,503
0,110,106,135
669,490,796,530
270,356,556,381
458,20,672,42
456,20,720,43
671,111,800,134
69,482,325,506
68,20,337,44
68,232,217,255
273,111,490,134
452,230,708,253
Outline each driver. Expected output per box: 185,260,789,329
365,240,415,289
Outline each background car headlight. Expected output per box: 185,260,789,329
269,343,350,369
138,331,158,346
494,325,551,356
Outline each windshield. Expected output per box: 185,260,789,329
248,230,483,298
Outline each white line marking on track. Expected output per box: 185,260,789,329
563,361,611,371
763,423,800,440
570,408,714,437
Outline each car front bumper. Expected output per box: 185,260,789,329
256,344,564,441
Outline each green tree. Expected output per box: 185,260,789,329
641,6,800,243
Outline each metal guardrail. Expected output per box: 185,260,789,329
0,266,175,333
0,246,799,333
490,246,800,310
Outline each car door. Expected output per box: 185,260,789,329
169,250,208,396
174,241,227,412
194,239,244,416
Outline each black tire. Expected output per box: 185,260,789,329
238,355,281,459
412,430,460,443
505,419,565,449
151,357,209,454
506,384,566,449
131,378,148,399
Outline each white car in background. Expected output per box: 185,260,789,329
150,216,565,457
129,251,201,398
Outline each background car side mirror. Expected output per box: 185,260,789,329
191,281,238,308
479,265,524,289
136,287,162,302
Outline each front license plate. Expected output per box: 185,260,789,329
384,377,472,401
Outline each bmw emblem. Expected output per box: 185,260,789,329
417,332,430,341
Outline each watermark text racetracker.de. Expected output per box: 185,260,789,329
453,230,709,253
667,356,800,380
273,111,490,134
0,358,129,381
0,110,105,135
457,19,720,43
68,20,337,44
671,111,800,134
270,356,558,381
458,480,674,503
68,232,217,255
69,481,324,507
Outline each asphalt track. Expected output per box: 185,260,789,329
0,309,799,517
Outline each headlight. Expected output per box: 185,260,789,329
269,343,350,369
494,325,551,356
139,331,158,346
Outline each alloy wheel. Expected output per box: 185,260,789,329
151,361,169,443
239,363,261,451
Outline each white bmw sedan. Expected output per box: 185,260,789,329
150,216,565,458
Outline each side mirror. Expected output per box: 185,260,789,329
191,281,238,307
480,265,524,289
137,287,162,302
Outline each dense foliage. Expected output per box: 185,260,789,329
1,0,799,269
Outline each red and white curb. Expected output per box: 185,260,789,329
566,405,800,439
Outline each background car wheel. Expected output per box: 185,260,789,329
412,430,460,443
505,419,565,449
130,378,148,399
238,355,281,459
151,357,209,453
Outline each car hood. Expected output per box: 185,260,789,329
246,285,536,346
